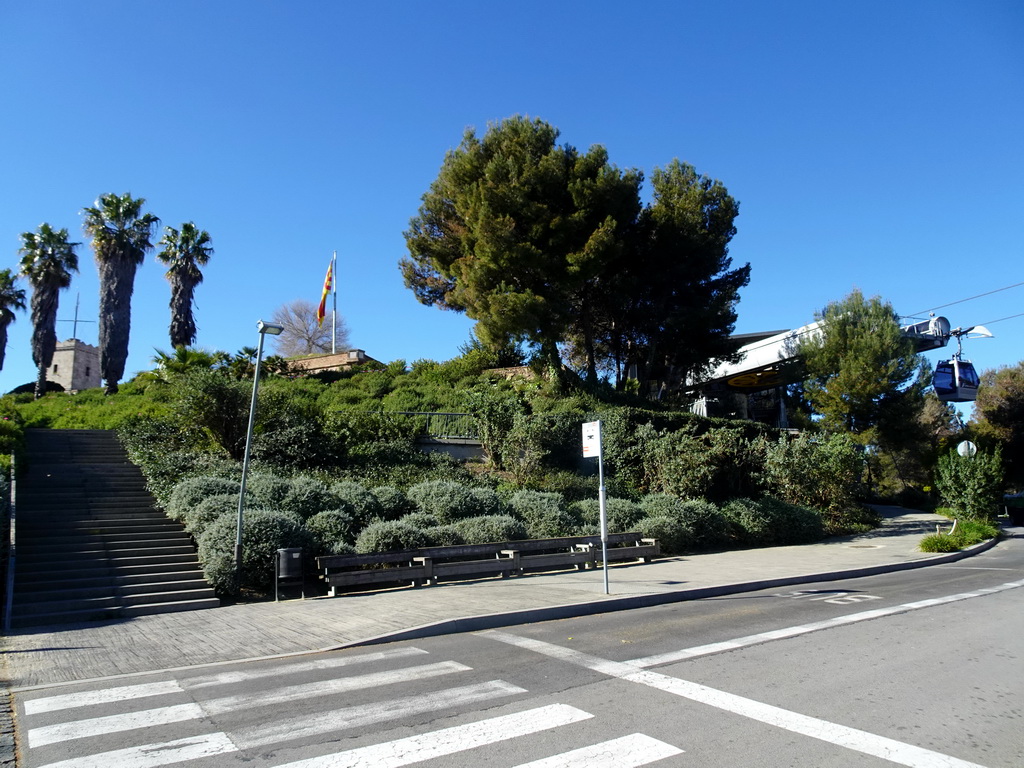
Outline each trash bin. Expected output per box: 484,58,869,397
277,548,303,579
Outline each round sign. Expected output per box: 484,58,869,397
957,440,977,458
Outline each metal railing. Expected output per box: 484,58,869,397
389,412,480,441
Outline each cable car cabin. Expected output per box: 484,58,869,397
933,358,981,402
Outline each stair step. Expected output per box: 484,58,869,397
123,597,220,617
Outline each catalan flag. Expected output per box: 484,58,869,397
316,258,333,328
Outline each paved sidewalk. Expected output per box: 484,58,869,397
3,505,995,692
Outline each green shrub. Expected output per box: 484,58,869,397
306,509,359,554
372,485,416,520
455,515,528,544
398,511,439,528
422,523,466,546
182,493,238,536
919,533,962,553
636,514,693,554
641,495,730,550
279,476,341,520
935,447,1004,520
198,509,312,595
920,518,999,552
508,490,576,538
721,496,824,546
355,520,429,553
167,476,241,521
331,480,384,526
570,497,644,533
408,480,479,523
245,473,293,510
761,432,864,516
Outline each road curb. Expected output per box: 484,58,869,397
330,537,1000,651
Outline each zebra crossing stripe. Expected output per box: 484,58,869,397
486,631,988,768
33,732,237,768
512,733,683,767
182,646,430,689
24,681,184,716
627,578,1024,668
27,703,206,748
237,679,528,749
275,703,593,768
202,661,471,716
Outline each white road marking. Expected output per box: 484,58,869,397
201,660,471,716
629,578,1024,668
236,679,527,749
27,703,206,748
34,732,237,768
512,733,683,767
486,632,989,768
24,681,184,715
182,647,429,689
275,703,593,768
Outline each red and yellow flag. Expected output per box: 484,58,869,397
316,259,333,327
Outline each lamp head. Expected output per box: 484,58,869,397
257,320,284,336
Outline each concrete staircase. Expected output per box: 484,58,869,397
11,428,219,628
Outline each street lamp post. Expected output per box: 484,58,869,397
235,320,284,584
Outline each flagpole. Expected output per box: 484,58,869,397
331,250,338,354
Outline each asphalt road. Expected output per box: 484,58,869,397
14,537,1024,768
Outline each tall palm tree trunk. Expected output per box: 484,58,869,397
30,289,59,399
97,258,138,395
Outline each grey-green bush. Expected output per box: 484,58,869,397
636,514,693,555
423,524,466,547
508,490,575,538
198,509,312,595
407,480,479,523
331,480,384,527
280,475,341,520
455,515,528,544
167,476,240,521
372,485,416,520
355,520,429,553
469,487,505,517
641,495,730,550
721,497,823,546
306,509,359,555
245,473,293,510
182,493,238,537
570,497,644,533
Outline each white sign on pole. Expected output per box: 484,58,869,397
582,421,602,458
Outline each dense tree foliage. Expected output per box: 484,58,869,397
18,224,79,397
796,290,929,451
402,116,749,393
0,268,26,372
157,222,213,348
82,193,160,394
971,361,1024,490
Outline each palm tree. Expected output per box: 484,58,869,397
0,269,27,372
18,224,79,398
156,222,213,348
82,193,160,394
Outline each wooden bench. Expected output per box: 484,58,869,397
317,532,659,596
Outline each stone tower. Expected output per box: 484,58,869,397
49,339,101,392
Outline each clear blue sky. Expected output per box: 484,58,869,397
2,1,1022,401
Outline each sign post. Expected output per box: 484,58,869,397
582,420,609,594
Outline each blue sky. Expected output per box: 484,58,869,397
2,1,1022,403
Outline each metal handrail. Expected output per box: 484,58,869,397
380,411,480,440
3,453,15,634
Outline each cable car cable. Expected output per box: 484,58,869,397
908,280,1024,317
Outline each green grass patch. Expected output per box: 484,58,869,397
919,518,999,553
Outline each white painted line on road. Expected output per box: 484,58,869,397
629,578,1024,668
237,679,527,749
201,661,471,716
275,703,593,768
27,703,206,748
512,733,683,767
182,646,429,689
24,680,184,715
34,732,237,768
486,632,989,768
